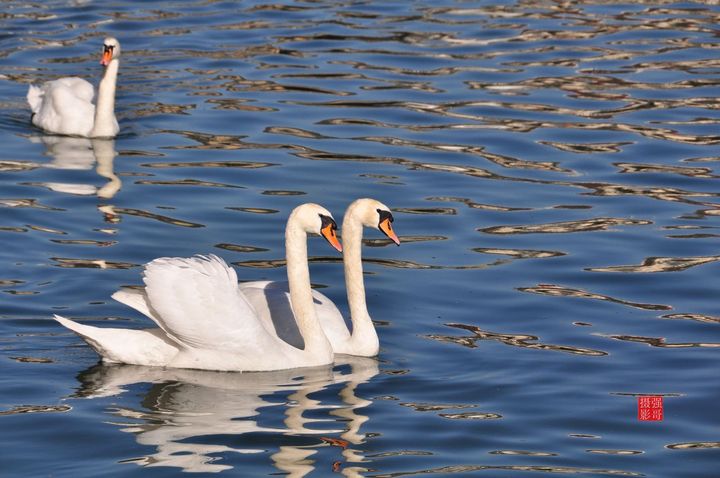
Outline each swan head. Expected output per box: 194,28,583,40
348,198,400,246
100,37,121,66
289,203,342,252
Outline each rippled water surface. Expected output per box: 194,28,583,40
2,1,720,476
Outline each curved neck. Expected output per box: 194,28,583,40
343,213,379,353
285,221,331,355
90,59,118,137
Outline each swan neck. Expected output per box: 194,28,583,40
91,59,118,137
343,216,377,348
285,222,330,353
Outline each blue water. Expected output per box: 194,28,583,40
1,1,719,476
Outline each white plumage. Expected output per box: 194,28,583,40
54,204,343,372
27,37,120,138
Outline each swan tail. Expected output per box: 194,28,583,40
54,314,121,361
53,314,178,366
27,84,44,115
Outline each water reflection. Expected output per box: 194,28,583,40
480,217,652,235
662,313,720,325
72,356,379,474
29,136,121,199
586,255,720,273
519,284,671,311
0,404,71,416
666,442,720,450
606,334,720,349
373,464,642,477
427,322,607,356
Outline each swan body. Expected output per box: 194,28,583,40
241,198,400,357
54,203,343,372
27,37,120,138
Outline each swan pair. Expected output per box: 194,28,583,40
27,37,120,138
54,199,400,372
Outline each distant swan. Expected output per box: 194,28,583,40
27,37,120,138
54,203,343,372
241,198,400,357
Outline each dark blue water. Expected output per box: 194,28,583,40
1,1,719,476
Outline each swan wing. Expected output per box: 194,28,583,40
28,77,95,136
55,77,95,102
142,255,267,351
27,84,44,113
112,288,159,322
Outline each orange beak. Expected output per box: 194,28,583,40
379,218,400,246
100,47,113,66
321,223,343,253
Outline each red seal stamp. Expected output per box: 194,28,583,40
638,396,663,421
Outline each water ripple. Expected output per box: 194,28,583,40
587,255,720,273
481,218,652,235
427,323,608,357
3,1,720,476
606,335,720,349
0,405,71,416
666,442,720,450
373,464,643,477
112,208,204,228
519,284,671,311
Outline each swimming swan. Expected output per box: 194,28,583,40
240,198,400,356
27,37,120,138
53,203,343,372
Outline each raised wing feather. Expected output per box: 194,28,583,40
142,255,267,350
112,288,159,323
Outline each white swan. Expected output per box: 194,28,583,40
53,203,343,372
27,37,120,138
240,198,400,357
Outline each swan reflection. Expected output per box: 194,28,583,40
73,356,379,474
29,135,121,199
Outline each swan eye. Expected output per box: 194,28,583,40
377,209,393,226
377,209,400,245
319,214,342,252
319,214,337,232
100,43,116,66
